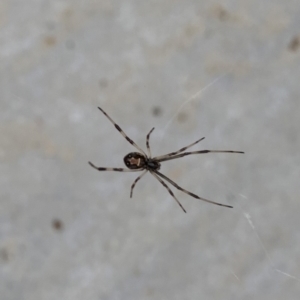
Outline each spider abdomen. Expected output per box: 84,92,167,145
124,152,146,169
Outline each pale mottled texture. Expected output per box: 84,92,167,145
1,1,300,299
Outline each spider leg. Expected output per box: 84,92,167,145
146,127,155,158
89,161,142,172
153,137,205,160
154,170,233,208
150,171,186,213
156,149,244,162
130,170,148,198
97,107,147,156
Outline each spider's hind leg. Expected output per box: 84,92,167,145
150,171,186,213
155,170,233,208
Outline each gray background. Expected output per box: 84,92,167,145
1,1,300,299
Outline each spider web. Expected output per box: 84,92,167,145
160,72,230,137
160,72,300,283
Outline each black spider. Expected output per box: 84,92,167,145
89,107,244,213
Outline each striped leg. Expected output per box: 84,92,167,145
154,170,233,208
153,137,205,161
150,171,186,213
89,161,142,172
130,170,148,197
98,107,147,156
156,149,244,163
146,127,155,158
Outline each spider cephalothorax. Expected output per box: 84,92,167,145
89,107,244,213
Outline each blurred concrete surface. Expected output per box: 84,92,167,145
1,1,300,299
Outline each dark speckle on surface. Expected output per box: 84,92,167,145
177,111,188,123
43,36,57,47
211,4,230,22
52,219,64,231
99,79,108,88
288,36,300,52
152,106,162,117
0,248,9,262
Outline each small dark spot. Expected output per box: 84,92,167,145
65,39,76,50
152,106,162,117
52,219,63,231
288,36,300,52
0,248,9,261
213,5,230,22
99,79,108,88
177,111,188,123
44,36,57,47
62,8,74,20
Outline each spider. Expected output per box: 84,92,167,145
89,107,244,213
